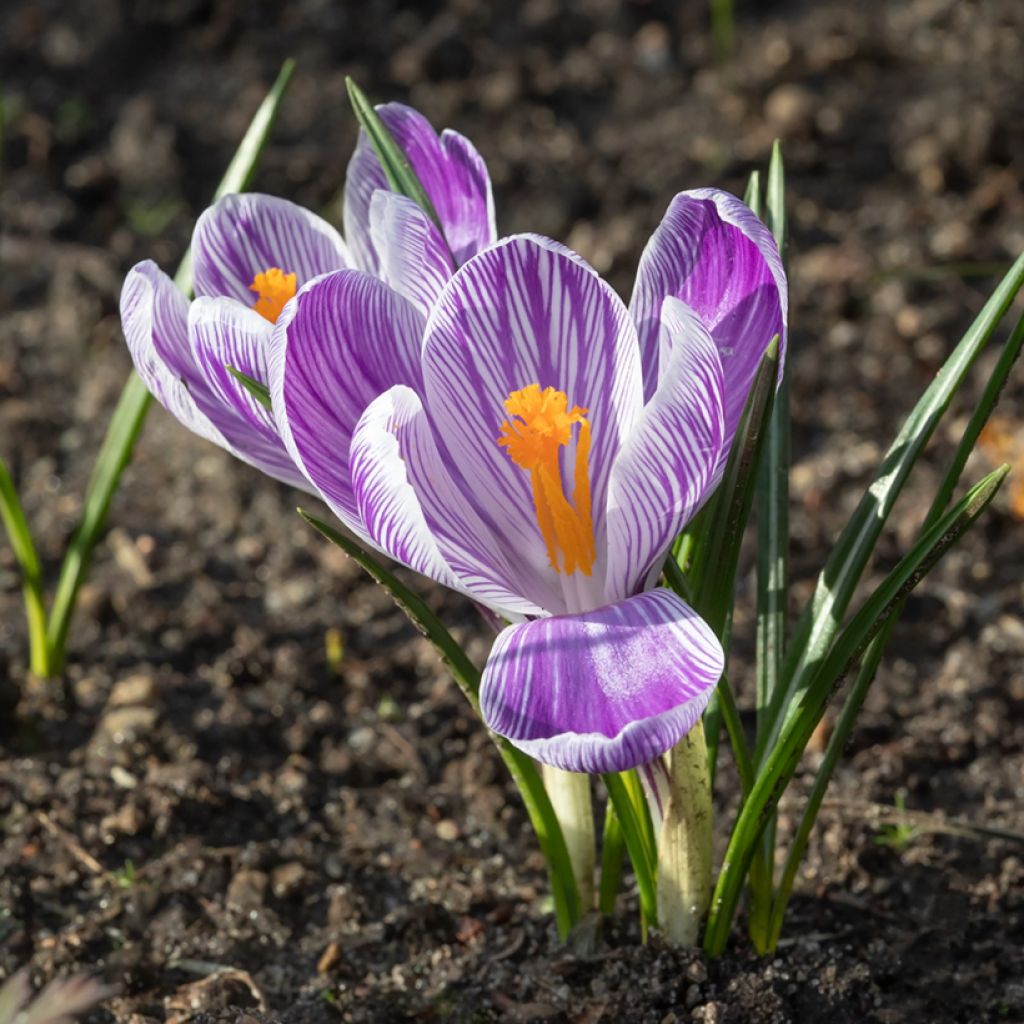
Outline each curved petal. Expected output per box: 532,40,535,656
369,191,454,317
120,261,225,446
192,193,351,304
480,588,723,773
421,234,644,613
350,386,545,616
267,270,424,529
437,128,497,263
604,299,726,602
343,103,495,274
629,188,787,445
188,298,310,490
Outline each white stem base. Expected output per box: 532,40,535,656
656,722,712,946
543,764,595,912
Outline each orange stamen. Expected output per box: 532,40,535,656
249,266,297,323
497,383,596,575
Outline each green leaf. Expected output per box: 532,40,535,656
227,367,272,410
704,464,1009,956
43,60,296,675
345,77,445,237
748,140,789,942
0,458,49,676
598,799,626,917
298,508,582,936
743,169,762,217
757,249,1024,763
764,309,1024,949
602,771,658,932
693,338,779,780
692,336,780,636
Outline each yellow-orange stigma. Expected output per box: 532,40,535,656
250,266,297,323
497,383,596,576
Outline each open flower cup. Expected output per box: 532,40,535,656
272,201,786,773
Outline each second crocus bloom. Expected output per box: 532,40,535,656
119,103,496,488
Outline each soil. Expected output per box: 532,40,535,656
2,0,1024,1021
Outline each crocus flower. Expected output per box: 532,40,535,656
119,103,495,486
269,189,785,773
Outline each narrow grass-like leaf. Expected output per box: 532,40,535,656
765,310,1024,948
299,508,582,935
692,337,780,635
598,799,626,917
226,367,272,410
710,0,735,61
603,770,658,932
346,77,445,236
44,60,296,675
0,457,50,676
694,338,778,778
758,250,1024,762
748,140,789,943
704,464,1009,955
743,169,762,217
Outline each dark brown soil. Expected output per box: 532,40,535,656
2,1,1024,1021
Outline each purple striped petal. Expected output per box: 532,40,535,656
369,191,454,317
188,298,310,490
343,103,495,274
120,261,225,446
350,386,545,617
421,235,644,614
480,588,723,773
629,189,787,446
267,270,424,529
604,299,726,601
193,193,351,304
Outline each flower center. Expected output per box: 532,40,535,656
497,383,595,576
249,266,297,323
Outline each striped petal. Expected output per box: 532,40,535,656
604,299,726,602
343,103,495,274
120,261,224,446
267,270,424,530
192,193,351,305
421,235,644,614
369,191,454,317
629,188,787,448
188,298,310,490
350,386,545,617
480,588,723,773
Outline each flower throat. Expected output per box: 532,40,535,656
497,384,596,576
250,267,297,323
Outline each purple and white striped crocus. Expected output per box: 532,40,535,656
269,189,785,773
119,103,496,488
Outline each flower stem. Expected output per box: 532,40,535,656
543,765,595,913
656,722,712,946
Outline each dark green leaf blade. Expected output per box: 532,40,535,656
227,366,272,410
765,310,1024,947
0,457,50,675
758,250,1024,763
704,464,1009,956
346,77,445,236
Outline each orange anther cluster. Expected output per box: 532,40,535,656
497,383,596,576
250,266,297,323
